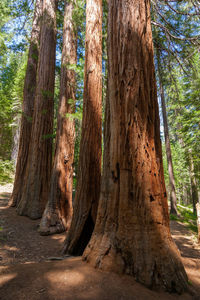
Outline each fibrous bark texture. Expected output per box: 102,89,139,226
156,50,178,215
63,0,102,255
83,0,188,293
39,1,77,235
9,0,42,207
17,0,57,219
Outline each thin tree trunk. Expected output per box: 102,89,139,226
17,0,57,219
39,0,77,235
188,150,198,214
187,188,191,205
156,49,178,215
11,116,21,167
196,203,200,243
63,0,102,255
9,0,42,207
83,0,188,293
182,186,188,205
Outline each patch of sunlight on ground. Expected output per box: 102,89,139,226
0,206,9,210
186,268,200,286
3,245,19,251
183,258,200,285
50,235,65,243
0,184,13,194
0,272,17,286
45,270,84,286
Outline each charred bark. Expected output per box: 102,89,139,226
156,49,178,215
39,1,77,235
9,0,42,207
17,0,57,219
63,0,102,255
83,0,188,293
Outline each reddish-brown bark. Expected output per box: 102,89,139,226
17,0,57,219
63,0,102,255
83,0,188,293
9,0,42,207
39,1,77,235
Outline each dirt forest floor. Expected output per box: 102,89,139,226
0,184,200,300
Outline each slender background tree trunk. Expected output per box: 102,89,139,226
17,0,57,219
63,0,102,255
9,0,42,207
39,0,77,235
156,49,178,215
83,0,188,293
196,202,200,243
188,150,198,214
11,116,21,166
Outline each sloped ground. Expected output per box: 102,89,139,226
0,184,200,300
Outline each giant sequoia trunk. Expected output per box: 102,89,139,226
156,50,178,215
9,0,42,207
83,0,188,293
63,0,102,255
39,1,77,235
17,0,57,219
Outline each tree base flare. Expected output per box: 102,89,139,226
16,199,43,220
39,208,68,236
8,195,16,208
83,231,189,294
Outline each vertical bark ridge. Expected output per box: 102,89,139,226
83,0,188,293
17,0,58,219
39,0,77,235
63,0,102,255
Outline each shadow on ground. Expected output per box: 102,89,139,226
171,221,199,259
0,257,196,300
0,192,200,300
0,192,65,266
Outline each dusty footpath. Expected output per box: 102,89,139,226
0,184,200,300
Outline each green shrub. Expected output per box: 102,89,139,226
0,159,14,184
170,204,198,234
